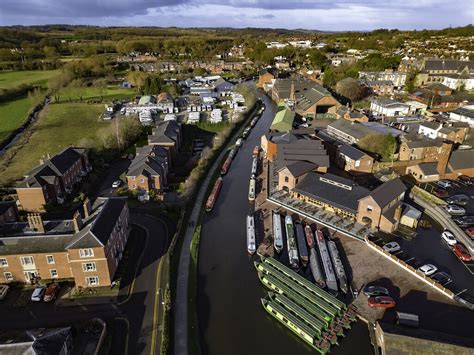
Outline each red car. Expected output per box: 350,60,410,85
43,284,60,302
432,188,448,198
453,243,472,262
368,296,396,309
465,227,474,239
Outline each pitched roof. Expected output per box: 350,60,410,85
420,121,442,130
448,150,474,171
405,137,443,149
366,178,406,207
424,59,474,72
279,161,317,177
148,120,180,145
328,119,374,140
418,162,439,176
339,144,368,160
270,109,295,132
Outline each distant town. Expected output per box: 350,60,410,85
0,24,473,355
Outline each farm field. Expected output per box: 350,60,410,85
0,70,60,89
0,96,34,142
0,103,111,185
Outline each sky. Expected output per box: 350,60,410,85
0,0,472,30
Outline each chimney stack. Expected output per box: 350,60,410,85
27,213,45,233
83,197,91,218
72,210,83,232
436,142,453,176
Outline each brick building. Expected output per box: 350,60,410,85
148,120,182,160
0,197,130,288
126,145,169,193
16,148,91,212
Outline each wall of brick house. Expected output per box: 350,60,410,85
258,73,274,89
357,196,383,229
406,165,439,182
266,141,278,161
127,174,151,192
0,251,72,283
68,247,111,287
16,188,48,212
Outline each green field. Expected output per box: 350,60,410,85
0,70,60,89
0,96,34,142
0,103,111,184
57,85,136,103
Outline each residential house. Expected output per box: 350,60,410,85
258,67,278,91
16,148,91,212
210,109,223,123
156,92,174,113
418,121,466,143
442,73,474,91
335,106,369,123
365,80,394,96
399,138,447,162
449,105,474,127
337,144,373,174
148,120,182,160
213,77,235,95
359,69,407,88
0,197,131,288
126,145,169,193
417,59,474,86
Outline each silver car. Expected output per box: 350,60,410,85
31,286,46,302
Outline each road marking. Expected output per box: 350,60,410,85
115,317,130,355
150,256,164,355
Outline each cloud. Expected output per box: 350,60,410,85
0,0,470,30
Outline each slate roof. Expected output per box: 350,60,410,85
279,161,317,177
148,120,180,145
448,150,474,171
89,198,127,244
328,119,374,140
451,107,474,119
293,172,370,213
418,162,439,176
366,177,406,208
420,121,441,130
339,144,368,160
424,59,474,72
405,137,443,149
127,145,167,178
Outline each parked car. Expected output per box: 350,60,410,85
453,243,472,262
446,194,470,206
368,296,396,309
383,241,401,253
432,271,452,286
31,286,46,302
458,175,472,185
444,204,466,216
235,138,243,147
453,215,474,227
436,180,452,188
112,180,122,188
363,285,389,297
0,285,9,300
432,188,448,198
465,227,474,239
418,264,438,276
441,230,457,246
43,284,60,302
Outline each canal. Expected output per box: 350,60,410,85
197,87,374,355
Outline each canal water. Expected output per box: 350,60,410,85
197,88,375,355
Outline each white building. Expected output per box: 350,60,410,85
370,99,410,117
266,42,287,49
210,109,223,123
359,70,407,88
139,111,154,125
418,121,442,139
289,40,312,48
163,114,177,122
187,112,201,124
442,74,474,91
449,106,474,127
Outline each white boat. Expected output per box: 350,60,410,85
272,211,284,254
247,214,256,254
315,229,338,292
251,157,258,177
327,240,348,293
285,215,299,268
248,178,256,201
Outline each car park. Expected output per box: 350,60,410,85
31,286,46,302
383,241,401,253
444,204,466,215
112,180,122,188
432,271,452,286
441,230,457,246
363,285,389,297
368,296,396,309
436,180,452,188
453,215,474,227
43,284,60,302
418,264,438,276
453,243,472,262
446,194,470,206
0,285,9,300
432,188,448,198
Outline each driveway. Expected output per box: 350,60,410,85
89,158,131,199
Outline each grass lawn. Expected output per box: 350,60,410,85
57,85,137,103
0,103,111,185
0,70,61,89
0,96,35,142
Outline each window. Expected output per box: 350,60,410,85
50,269,58,278
85,276,99,286
367,205,373,212
355,160,360,167
0,258,7,267
20,256,34,266
140,178,145,183
82,262,97,272
284,176,289,183
46,255,55,264
4,272,13,281
79,249,94,258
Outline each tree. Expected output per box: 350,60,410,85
93,78,108,101
322,67,337,88
335,78,368,103
359,133,398,161
48,71,73,102
70,79,86,102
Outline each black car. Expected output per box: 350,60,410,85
363,285,389,297
453,215,474,227
458,175,472,185
432,271,452,286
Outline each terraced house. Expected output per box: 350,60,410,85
16,148,91,212
0,197,130,288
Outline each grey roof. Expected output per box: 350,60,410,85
127,145,167,178
420,121,441,130
367,178,406,208
424,59,474,72
148,120,180,145
294,172,370,213
0,201,16,215
89,198,127,245
405,137,443,149
328,119,374,140
418,162,439,176
339,144,368,160
451,107,474,119
449,150,474,171
279,161,317,177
